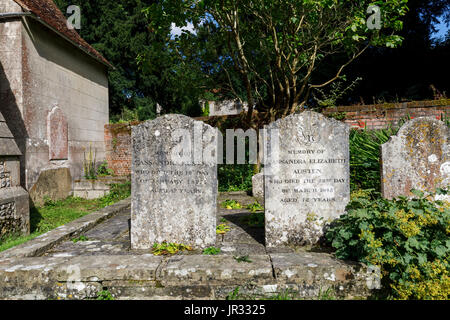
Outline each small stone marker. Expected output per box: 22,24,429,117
264,111,350,247
381,117,449,199
252,171,264,203
131,114,218,250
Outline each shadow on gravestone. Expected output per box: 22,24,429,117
131,114,218,250
381,117,450,200
263,111,350,247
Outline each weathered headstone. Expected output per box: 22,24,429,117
381,117,449,199
264,111,350,247
0,111,30,238
131,114,218,250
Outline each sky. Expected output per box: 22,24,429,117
432,17,449,40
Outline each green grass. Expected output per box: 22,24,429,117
0,182,131,253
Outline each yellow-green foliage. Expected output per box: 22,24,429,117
326,189,449,300
216,224,231,234
152,242,193,256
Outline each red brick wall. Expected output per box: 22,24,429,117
105,100,450,175
104,122,140,176
322,99,450,130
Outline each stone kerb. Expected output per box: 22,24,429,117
131,114,218,250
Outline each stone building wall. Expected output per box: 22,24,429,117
1,0,109,201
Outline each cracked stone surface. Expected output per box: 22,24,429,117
0,193,376,300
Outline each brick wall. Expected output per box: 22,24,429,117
322,99,450,130
104,122,140,176
104,100,450,175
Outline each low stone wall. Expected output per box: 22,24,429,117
0,253,374,300
322,99,450,130
73,176,129,199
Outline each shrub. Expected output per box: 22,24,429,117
218,164,254,192
326,188,450,300
97,161,114,177
203,247,221,255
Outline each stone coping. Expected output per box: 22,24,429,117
0,198,131,259
0,252,373,300
0,195,377,300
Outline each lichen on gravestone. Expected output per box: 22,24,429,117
263,111,350,247
131,114,218,250
381,117,449,199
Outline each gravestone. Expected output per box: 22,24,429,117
131,114,218,250
264,111,350,247
0,111,30,238
47,106,68,161
381,117,449,199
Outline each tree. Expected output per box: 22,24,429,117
144,0,409,127
54,0,204,120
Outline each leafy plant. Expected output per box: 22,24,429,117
247,202,264,213
152,242,193,256
83,144,97,180
96,290,114,300
226,287,242,300
99,182,131,207
43,196,57,207
349,127,398,191
312,77,362,109
219,165,254,192
234,255,252,263
203,246,221,255
72,235,89,243
97,161,115,177
216,224,231,235
317,287,337,300
221,200,242,210
326,188,450,300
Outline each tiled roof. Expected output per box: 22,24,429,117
12,0,111,67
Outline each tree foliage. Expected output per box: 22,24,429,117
54,0,204,120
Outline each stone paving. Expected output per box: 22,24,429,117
0,193,378,300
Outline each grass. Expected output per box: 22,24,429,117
0,182,131,253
